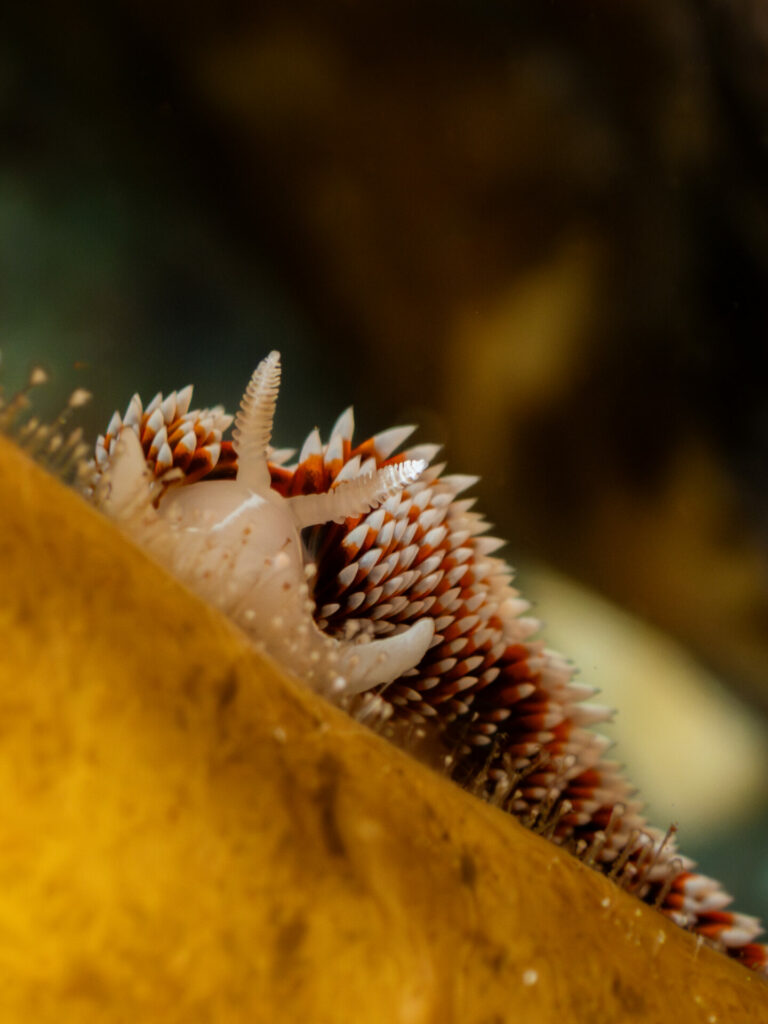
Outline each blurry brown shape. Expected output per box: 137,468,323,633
446,232,602,490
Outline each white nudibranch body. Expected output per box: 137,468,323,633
93,351,434,695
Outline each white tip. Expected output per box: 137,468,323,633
442,474,480,495
146,407,164,435
329,406,355,443
106,411,123,436
175,384,194,416
405,443,442,464
156,441,173,470
161,393,177,422
372,424,416,460
334,455,362,484
177,430,197,454
145,392,163,415
123,394,143,428
298,427,323,464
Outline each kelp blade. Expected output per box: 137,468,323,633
0,434,765,1023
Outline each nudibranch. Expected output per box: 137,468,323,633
85,351,768,976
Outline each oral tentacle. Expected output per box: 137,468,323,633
333,617,435,695
288,459,428,528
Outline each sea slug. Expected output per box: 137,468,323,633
83,350,768,975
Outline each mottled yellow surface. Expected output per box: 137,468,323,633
0,434,766,1023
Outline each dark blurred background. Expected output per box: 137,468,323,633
3,1,768,921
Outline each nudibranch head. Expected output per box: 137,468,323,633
90,351,434,696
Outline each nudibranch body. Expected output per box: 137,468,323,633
87,351,768,976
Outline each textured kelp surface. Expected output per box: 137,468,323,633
0,433,766,1023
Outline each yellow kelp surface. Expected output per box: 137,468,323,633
0,434,765,1024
